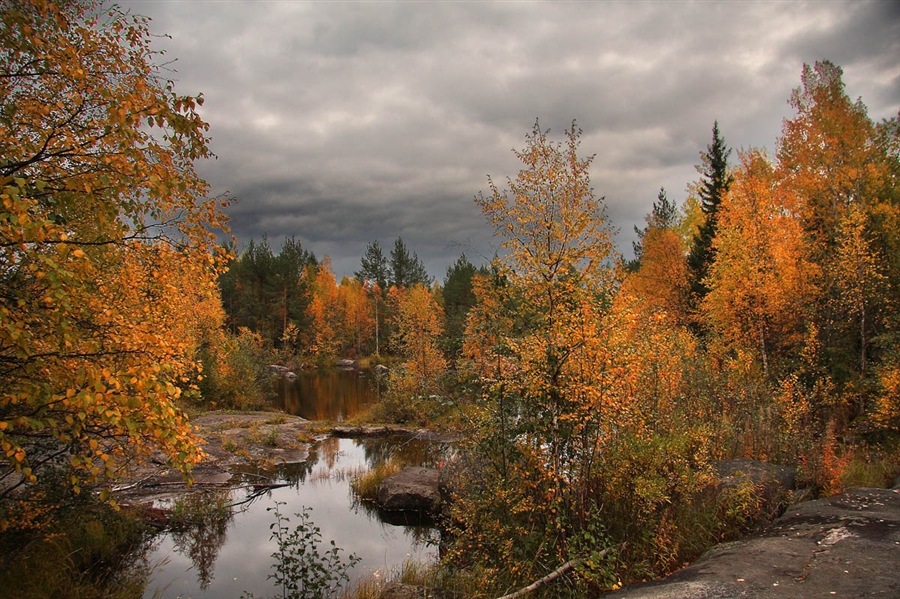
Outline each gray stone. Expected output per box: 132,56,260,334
336,359,358,369
268,364,297,379
604,487,900,598
332,425,394,437
377,467,441,513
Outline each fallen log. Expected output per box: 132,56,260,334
494,547,612,599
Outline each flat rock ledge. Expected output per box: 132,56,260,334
112,412,312,503
603,485,900,599
331,424,460,442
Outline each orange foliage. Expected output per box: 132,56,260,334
778,61,890,253
472,121,619,523
625,226,689,322
703,149,817,377
388,284,446,397
338,277,374,356
461,272,518,384
306,258,342,359
0,0,230,508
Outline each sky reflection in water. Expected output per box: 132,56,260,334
144,371,443,598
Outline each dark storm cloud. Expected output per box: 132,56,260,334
121,0,899,280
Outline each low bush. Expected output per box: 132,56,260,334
197,327,276,410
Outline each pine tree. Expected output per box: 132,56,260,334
441,254,480,359
389,237,431,288
631,187,678,268
355,240,389,291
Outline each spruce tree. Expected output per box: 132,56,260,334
631,187,678,269
441,253,480,358
686,121,732,313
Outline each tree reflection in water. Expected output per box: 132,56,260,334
277,369,378,421
168,490,234,590
144,437,450,597
359,435,449,470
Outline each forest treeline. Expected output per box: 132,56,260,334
217,234,479,361
218,59,900,441
2,1,899,596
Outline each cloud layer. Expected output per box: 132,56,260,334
123,0,900,279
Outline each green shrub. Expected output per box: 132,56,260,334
198,327,276,409
243,502,360,599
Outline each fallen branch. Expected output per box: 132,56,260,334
228,483,292,509
495,547,612,599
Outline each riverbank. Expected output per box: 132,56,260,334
112,412,315,504
112,411,452,505
111,411,900,599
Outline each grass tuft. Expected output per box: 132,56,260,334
350,460,401,501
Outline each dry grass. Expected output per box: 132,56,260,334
349,460,401,501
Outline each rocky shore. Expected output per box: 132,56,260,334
112,413,900,599
604,483,900,598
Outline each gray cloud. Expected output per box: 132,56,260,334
122,0,900,280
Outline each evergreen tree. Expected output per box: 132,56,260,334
218,236,316,347
272,236,317,348
441,253,480,358
355,240,389,291
389,237,431,288
686,121,732,312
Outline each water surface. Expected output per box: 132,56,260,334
276,369,380,421
144,370,442,598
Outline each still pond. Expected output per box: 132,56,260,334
143,369,443,598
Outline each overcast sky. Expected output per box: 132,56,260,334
120,0,900,280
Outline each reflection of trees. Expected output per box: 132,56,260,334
357,437,450,469
349,493,442,546
318,436,341,469
278,370,379,421
274,457,317,486
169,491,234,590
231,454,317,487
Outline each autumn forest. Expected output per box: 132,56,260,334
2,1,899,598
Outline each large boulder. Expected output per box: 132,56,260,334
377,467,441,514
603,487,900,598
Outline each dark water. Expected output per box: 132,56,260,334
143,372,443,599
276,369,380,421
